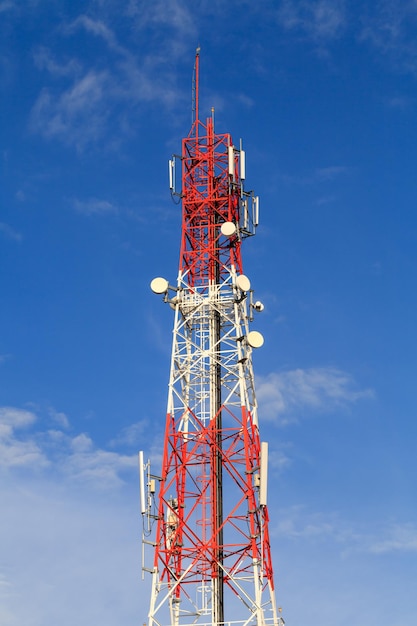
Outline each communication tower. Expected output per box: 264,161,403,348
140,50,283,626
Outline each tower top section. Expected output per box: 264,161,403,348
169,49,260,288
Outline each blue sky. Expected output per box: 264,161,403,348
1,1,417,624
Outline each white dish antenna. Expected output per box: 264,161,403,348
247,330,264,348
150,277,169,294
221,222,236,237
236,274,251,292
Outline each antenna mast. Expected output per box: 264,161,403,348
143,50,282,626
192,46,200,128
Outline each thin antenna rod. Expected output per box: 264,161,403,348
192,46,200,129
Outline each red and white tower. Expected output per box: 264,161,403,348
140,50,283,626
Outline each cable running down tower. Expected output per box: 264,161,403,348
140,50,283,626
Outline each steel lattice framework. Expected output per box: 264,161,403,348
141,51,283,626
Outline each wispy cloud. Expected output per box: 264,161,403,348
257,366,373,424
59,432,136,488
272,506,417,557
48,407,70,429
278,0,346,41
33,46,81,77
0,405,136,487
360,1,417,73
268,443,292,472
0,0,15,14
315,194,336,206
0,221,22,242
73,197,118,216
236,93,255,108
272,506,342,540
0,407,48,469
69,15,121,51
0,405,149,624
109,420,149,448
30,71,111,150
0,470,140,625
368,522,417,554
384,94,415,109
315,165,349,180
281,165,350,185
125,0,196,39
30,12,186,150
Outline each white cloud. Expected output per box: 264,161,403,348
369,522,417,554
272,506,417,557
0,405,137,487
270,506,380,562
33,46,81,77
0,404,145,624
0,407,48,469
0,403,414,625
281,165,350,185
237,93,255,108
385,95,415,109
268,444,292,472
30,71,111,150
70,432,92,453
315,165,349,180
278,0,346,40
70,14,120,49
125,0,196,39
0,1,14,14
0,222,22,242
30,59,177,150
73,197,118,216
30,11,185,149
54,71,107,113
0,406,36,428
273,506,339,539
0,479,141,626
257,367,373,423
58,432,136,488
48,407,70,429
360,1,417,73
315,194,336,206
109,420,149,447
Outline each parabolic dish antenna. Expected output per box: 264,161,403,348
236,274,251,292
247,330,264,348
221,221,236,237
150,277,169,294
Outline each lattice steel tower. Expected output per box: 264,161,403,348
140,50,283,626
